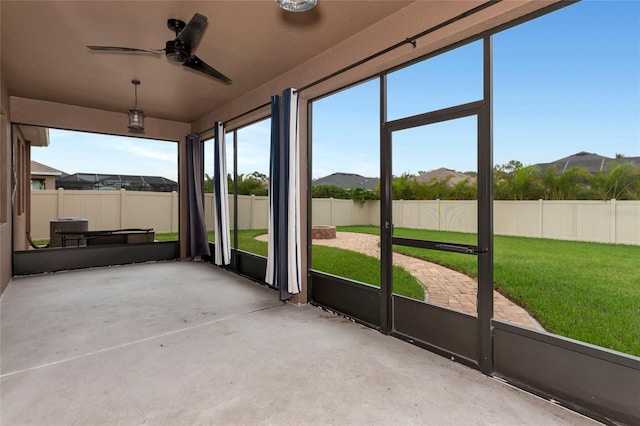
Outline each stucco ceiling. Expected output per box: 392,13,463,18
1,0,415,124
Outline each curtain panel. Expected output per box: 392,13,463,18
185,133,211,258
266,88,302,301
213,122,231,266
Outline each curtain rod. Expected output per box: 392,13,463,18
199,0,501,135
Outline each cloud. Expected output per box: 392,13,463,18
112,141,177,163
43,129,178,179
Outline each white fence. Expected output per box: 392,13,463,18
31,189,179,240
203,194,269,232
31,190,640,245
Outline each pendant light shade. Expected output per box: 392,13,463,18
128,80,144,131
275,0,317,12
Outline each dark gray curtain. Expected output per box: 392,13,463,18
185,133,211,258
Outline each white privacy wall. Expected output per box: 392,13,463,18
32,190,639,245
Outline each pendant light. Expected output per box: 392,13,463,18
128,79,144,131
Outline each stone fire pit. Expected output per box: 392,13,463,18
312,225,336,239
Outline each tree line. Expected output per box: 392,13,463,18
205,160,640,201
314,161,640,201
204,172,269,196
493,160,640,200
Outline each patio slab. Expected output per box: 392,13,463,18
1,261,598,425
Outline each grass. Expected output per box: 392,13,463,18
154,233,178,242
156,230,424,300
339,225,640,357
312,245,424,300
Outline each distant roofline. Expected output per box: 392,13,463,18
59,172,176,179
30,160,64,176
32,171,62,176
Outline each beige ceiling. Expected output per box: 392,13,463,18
1,0,415,124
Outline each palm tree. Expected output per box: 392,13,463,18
450,178,477,200
204,173,214,193
392,173,416,200
495,164,543,200
589,163,640,200
540,166,589,200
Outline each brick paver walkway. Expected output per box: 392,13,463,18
259,232,543,330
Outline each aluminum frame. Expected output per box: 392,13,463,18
381,94,489,372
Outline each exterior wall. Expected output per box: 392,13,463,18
44,175,56,190
31,174,57,190
12,127,29,251
10,98,189,142
0,80,11,293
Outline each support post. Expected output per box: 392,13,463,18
477,35,494,374
379,75,392,334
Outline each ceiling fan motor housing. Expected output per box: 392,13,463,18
165,39,190,63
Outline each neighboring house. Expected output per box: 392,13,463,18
416,168,476,186
313,172,379,190
536,151,640,174
30,160,64,190
56,173,178,192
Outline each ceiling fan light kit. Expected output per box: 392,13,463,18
128,80,144,131
276,0,317,12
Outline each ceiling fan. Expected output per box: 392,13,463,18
87,13,231,84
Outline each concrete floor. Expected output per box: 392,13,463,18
1,261,600,425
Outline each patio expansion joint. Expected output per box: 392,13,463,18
0,303,284,379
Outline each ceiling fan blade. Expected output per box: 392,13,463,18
87,46,163,54
183,55,232,84
177,13,207,52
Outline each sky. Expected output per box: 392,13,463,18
33,0,639,181
33,130,179,181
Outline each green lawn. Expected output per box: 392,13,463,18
225,229,423,299
156,230,424,300
312,245,424,300
339,225,640,357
